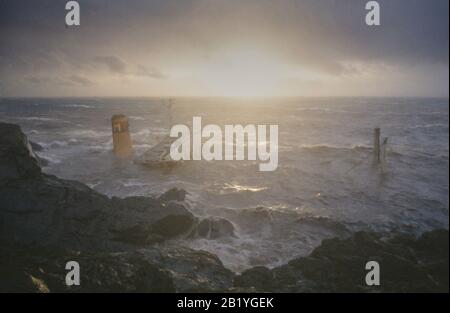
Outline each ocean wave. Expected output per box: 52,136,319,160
121,179,151,188
26,129,40,135
294,215,351,237
128,116,145,121
132,127,167,137
36,153,61,164
38,138,80,149
86,181,103,189
68,129,110,138
220,183,268,194
18,117,65,122
133,144,153,149
294,107,356,114
299,144,372,153
183,209,354,272
406,123,449,130
88,139,113,152
63,104,94,109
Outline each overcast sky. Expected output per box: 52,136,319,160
0,0,448,97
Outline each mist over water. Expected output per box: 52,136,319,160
1,97,448,271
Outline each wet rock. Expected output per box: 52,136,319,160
148,246,234,292
0,122,234,292
234,266,275,291
0,122,195,250
238,230,449,293
151,201,195,238
36,156,49,167
0,244,234,292
28,141,49,167
0,123,41,181
158,187,187,202
109,199,195,245
190,217,237,239
30,141,44,152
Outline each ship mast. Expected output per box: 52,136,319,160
168,98,173,131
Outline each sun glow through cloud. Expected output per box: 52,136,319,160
194,46,295,97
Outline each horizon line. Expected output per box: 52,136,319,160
1,95,449,100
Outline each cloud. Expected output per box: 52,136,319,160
135,65,166,79
68,74,94,86
23,76,52,85
93,56,127,74
92,56,166,79
0,0,448,96
23,74,93,87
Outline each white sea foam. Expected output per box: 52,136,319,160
129,116,145,121
407,123,448,130
19,117,62,122
63,104,93,109
38,138,80,149
38,153,62,164
121,179,151,188
222,183,268,193
68,129,110,138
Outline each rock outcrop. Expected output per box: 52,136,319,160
234,229,449,293
189,217,237,239
0,244,233,293
0,122,231,292
0,122,195,250
0,123,41,181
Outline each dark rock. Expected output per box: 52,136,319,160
151,201,195,238
0,122,234,292
108,199,195,245
0,123,41,181
239,230,449,293
147,246,234,292
234,266,275,291
36,156,49,167
158,187,187,202
0,174,195,249
0,123,196,249
2,245,231,293
190,217,237,239
30,141,44,152
29,140,49,167
0,244,234,292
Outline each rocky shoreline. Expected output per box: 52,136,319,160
0,122,448,292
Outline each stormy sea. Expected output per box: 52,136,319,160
0,97,448,274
